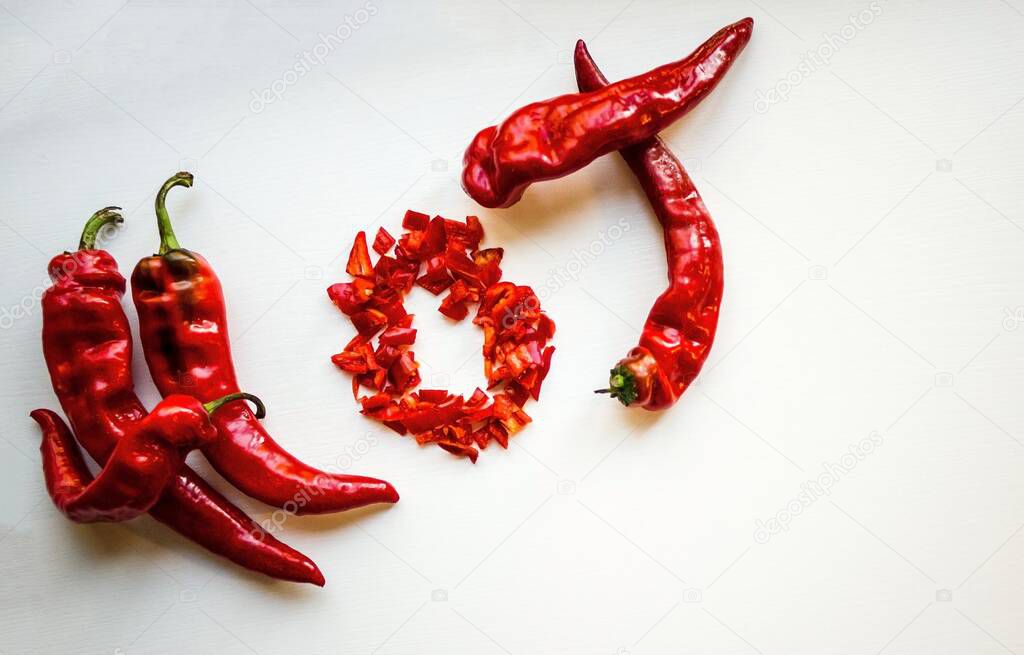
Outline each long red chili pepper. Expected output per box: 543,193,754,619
131,173,399,514
31,392,260,523
577,41,725,411
41,208,324,585
462,17,753,208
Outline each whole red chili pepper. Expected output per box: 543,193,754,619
462,17,753,208
131,173,399,514
41,207,324,585
577,41,725,411
31,392,260,523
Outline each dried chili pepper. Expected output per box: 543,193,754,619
131,173,398,513
577,41,724,411
31,392,261,523
462,18,753,208
40,207,323,584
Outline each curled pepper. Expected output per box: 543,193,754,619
39,208,323,585
462,18,753,208
32,392,261,523
131,173,398,514
577,42,724,411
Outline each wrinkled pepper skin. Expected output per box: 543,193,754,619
576,42,725,411
131,173,399,514
31,395,217,523
40,208,324,585
462,18,753,208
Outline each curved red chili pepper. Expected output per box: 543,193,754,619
576,42,725,411
462,18,753,208
131,173,399,514
30,393,254,522
41,208,324,585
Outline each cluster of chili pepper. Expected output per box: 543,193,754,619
461,18,752,410
328,211,555,462
32,175,400,585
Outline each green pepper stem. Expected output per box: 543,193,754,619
594,365,637,406
78,207,123,250
203,392,266,419
155,171,194,255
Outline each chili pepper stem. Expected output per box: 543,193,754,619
594,365,638,406
78,207,123,251
203,392,266,419
155,171,194,255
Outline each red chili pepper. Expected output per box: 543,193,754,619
462,18,753,208
131,173,398,514
577,42,724,411
41,208,323,585
31,392,259,523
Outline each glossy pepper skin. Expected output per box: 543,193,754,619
577,41,725,411
462,18,753,208
40,208,324,585
30,394,222,523
131,173,399,514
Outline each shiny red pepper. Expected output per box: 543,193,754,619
577,42,725,411
31,392,260,523
40,208,324,585
462,18,753,208
131,173,399,514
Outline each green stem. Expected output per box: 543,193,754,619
593,365,637,406
156,171,194,255
78,207,123,250
203,392,266,419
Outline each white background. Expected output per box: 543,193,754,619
1,0,1022,653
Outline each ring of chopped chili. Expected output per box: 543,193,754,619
327,211,555,463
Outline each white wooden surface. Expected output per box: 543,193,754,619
1,1,1023,653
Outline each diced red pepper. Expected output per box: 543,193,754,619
531,345,555,400
416,255,454,295
346,231,375,278
473,248,504,287
438,281,470,320
436,440,479,463
421,217,448,259
402,209,430,231
379,325,417,346
389,351,420,391
330,212,555,461
374,343,402,368
373,227,396,255
418,389,450,404
351,308,388,337
327,279,374,315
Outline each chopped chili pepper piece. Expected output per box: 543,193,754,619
437,440,479,463
327,279,375,315
402,209,430,231
346,231,374,278
373,227,396,255
379,325,416,346
351,308,388,337
416,255,454,295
